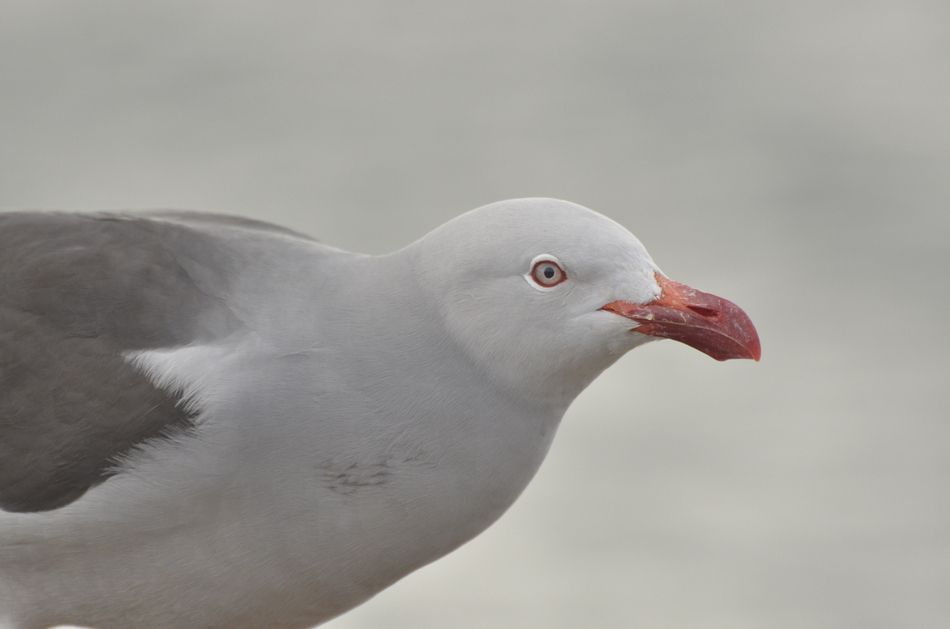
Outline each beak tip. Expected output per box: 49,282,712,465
712,341,761,362
743,334,762,362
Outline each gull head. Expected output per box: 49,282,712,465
412,198,760,405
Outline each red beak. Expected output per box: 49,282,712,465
602,273,761,362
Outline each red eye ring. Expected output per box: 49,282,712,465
530,259,567,287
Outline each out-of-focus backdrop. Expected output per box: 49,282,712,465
3,2,949,628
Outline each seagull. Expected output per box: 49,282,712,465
0,198,760,629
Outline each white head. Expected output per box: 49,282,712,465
412,198,759,406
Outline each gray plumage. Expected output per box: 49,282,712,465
0,211,302,512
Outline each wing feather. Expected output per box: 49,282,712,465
0,211,294,512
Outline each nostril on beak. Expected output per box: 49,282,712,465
687,305,719,318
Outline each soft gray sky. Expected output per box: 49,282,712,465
3,1,949,628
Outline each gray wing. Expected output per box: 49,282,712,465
0,211,286,512
143,210,319,242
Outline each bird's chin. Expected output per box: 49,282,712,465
603,324,657,357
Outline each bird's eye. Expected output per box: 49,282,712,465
529,259,567,288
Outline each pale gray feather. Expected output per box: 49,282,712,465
0,211,305,512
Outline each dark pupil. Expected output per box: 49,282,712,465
543,266,556,279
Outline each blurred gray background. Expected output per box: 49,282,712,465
3,1,949,628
